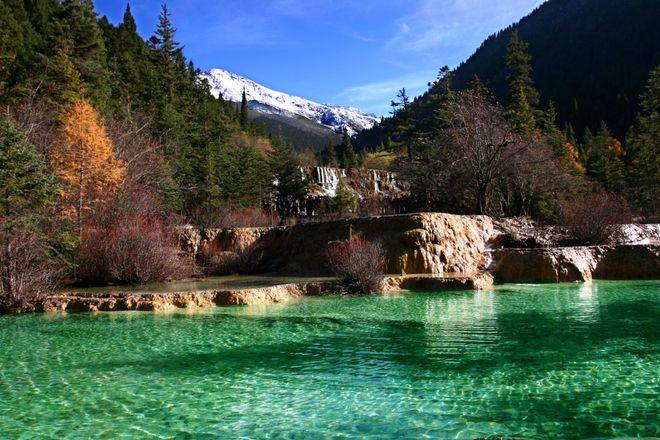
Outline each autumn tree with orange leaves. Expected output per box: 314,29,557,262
50,99,125,234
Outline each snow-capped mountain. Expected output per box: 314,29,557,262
200,68,379,136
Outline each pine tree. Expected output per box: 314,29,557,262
331,178,358,216
50,99,125,233
626,65,660,215
217,143,270,207
0,114,58,306
506,30,540,133
42,39,84,110
240,88,249,129
339,131,357,169
390,88,415,159
585,121,626,192
107,3,155,104
0,115,57,232
423,66,455,141
324,140,337,167
0,1,25,98
271,138,308,217
59,0,110,108
149,4,183,100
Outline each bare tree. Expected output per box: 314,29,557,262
400,90,576,218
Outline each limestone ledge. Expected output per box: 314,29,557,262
491,244,660,283
42,274,492,313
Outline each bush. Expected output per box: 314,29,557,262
190,204,279,228
76,190,192,285
561,193,632,244
0,232,58,313
325,234,386,294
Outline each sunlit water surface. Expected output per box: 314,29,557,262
1,281,658,438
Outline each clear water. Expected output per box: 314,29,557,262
1,281,658,439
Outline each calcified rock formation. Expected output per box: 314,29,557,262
182,214,659,284
182,213,494,276
43,282,333,313
43,274,492,313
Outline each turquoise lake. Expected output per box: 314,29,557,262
0,281,658,438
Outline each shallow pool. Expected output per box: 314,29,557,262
1,281,658,438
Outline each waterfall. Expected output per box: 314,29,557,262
313,166,340,197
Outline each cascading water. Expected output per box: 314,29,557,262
313,166,340,197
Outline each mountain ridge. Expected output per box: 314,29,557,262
200,68,379,137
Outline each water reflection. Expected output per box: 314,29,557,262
575,282,601,324
421,291,499,362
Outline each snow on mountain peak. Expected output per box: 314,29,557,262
200,68,379,136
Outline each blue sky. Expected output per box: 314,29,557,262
95,0,545,115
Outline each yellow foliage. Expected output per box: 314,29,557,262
608,138,624,156
50,99,125,223
231,132,272,156
564,142,585,173
362,151,397,170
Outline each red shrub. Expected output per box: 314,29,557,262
561,193,632,245
190,204,279,228
325,234,386,294
76,190,192,285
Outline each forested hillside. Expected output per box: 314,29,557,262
0,0,320,310
451,0,660,140
353,0,659,221
355,0,660,146
0,0,279,213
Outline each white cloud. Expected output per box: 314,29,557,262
386,0,546,54
337,70,436,115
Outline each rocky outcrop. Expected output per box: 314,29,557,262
256,213,493,275
592,245,660,279
492,244,660,283
181,213,493,276
383,273,494,292
178,226,270,256
491,218,660,248
181,215,659,285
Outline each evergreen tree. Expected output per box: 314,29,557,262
425,66,455,137
59,0,110,108
339,131,357,169
271,138,308,217
323,140,337,167
0,114,57,232
626,65,660,216
0,1,25,98
390,88,414,159
217,143,270,207
506,30,540,133
585,121,626,192
240,88,249,129
105,3,155,105
0,114,58,306
42,39,84,110
149,4,183,101
330,178,358,216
